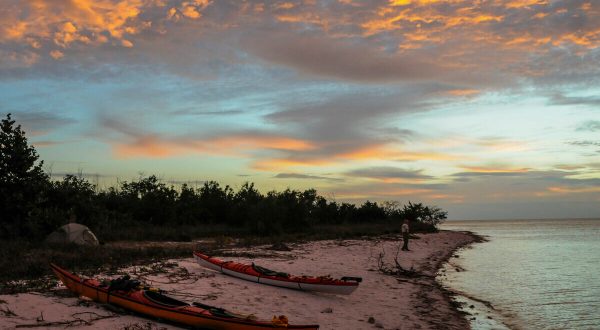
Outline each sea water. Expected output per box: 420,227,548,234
439,218,600,330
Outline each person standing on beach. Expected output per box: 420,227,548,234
401,219,410,251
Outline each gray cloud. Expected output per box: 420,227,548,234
345,167,433,180
242,32,443,83
451,169,600,187
550,94,600,107
451,171,531,179
171,109,244,116
274,173,344,182
576,121,600,132
261,86,436,163
11,111,76,134
567,141,600,147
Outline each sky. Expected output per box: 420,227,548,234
1,0,599,220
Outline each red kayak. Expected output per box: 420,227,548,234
193,251,361,295
50,263,319,330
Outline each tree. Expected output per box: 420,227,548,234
400,201,447,231
120,175,178,225
0,113,49,238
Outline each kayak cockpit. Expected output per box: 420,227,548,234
143,290,189,308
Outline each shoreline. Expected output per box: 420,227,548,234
1,230,484,329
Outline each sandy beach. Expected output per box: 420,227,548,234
0,230,478,330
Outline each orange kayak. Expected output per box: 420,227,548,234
194,251,361,295
50,263,319,330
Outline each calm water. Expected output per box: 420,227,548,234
439,218,600,330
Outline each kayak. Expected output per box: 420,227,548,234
50,263,319,330
193,251,361,295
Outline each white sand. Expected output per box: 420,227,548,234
0,231,477,330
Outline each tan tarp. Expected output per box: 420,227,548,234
45,223,99,245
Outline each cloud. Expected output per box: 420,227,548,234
11,111,77,135
256,86,467,169
242,32,444,83
450,165,532,181
110,132,317,159
576,120,600,132
170,109,244,116
345,166,433,181
450,167,600,188
99,115,318,159
274,173,344,182
1,0,598,88
550,94,600,106
567,141,600,147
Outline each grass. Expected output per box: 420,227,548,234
0,222,411,294
0,240,195,294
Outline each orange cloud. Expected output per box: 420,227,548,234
476,139,530,152
112,134,316,159
504,0,548,9
115,135,188,158
337,145,460,162
0,0,214,63
376,177,428,184
390,0,412,6
49,50,64,59
275,2,296,10
546,186,600,194
446,88,480,96
335,187,433,200
1,0,145,47
426,193,464,203
250,142,462,172
212,136,317,152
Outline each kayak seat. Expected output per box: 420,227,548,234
252,263,289,278
143,290,189,308
341,276,363,283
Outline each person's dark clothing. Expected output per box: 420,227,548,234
402,231,409,251
401,222,410,251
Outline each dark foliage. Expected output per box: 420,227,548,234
0,113,447,242
0,113,49,239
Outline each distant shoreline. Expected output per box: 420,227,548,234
445,217,600,222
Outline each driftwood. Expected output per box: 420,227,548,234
121,322,169,330
131,261,211,285
1,305,17,317
376,244,425,278
15,311,116,328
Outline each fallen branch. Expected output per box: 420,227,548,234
1,305,17,317
15,311,116,328
377,244,424,278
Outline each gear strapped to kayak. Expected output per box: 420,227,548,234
106,275,141,292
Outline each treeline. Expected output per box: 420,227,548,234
1,113,447,242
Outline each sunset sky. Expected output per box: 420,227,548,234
1,0,599,220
